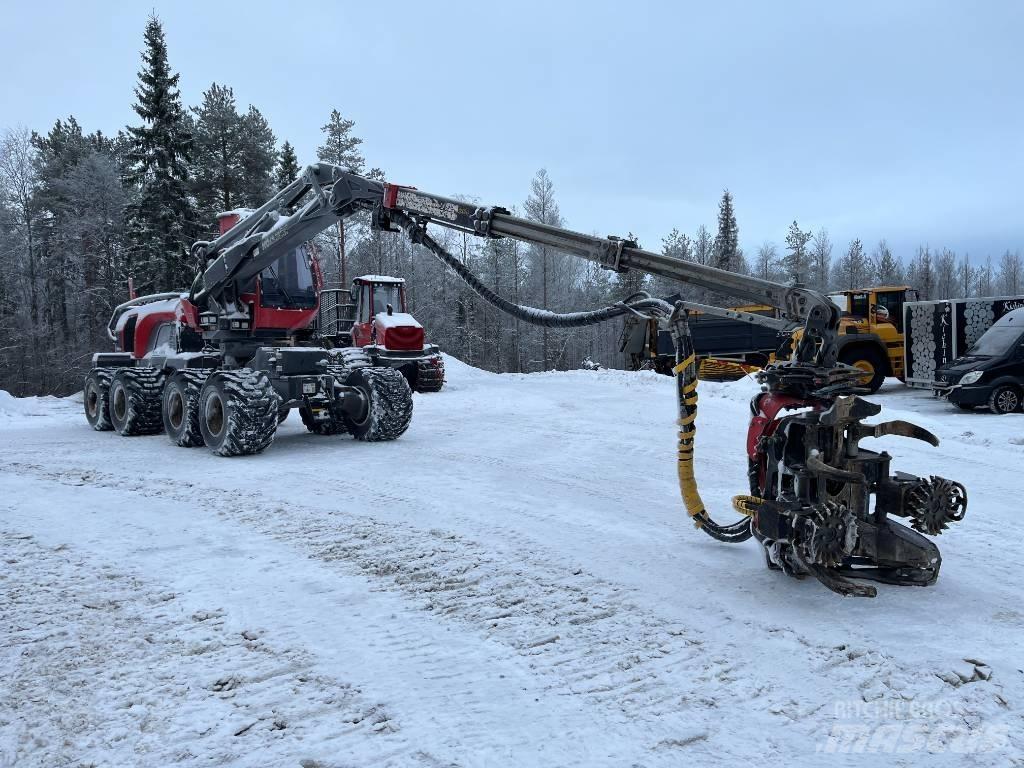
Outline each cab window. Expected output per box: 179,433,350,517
372,284,402,315
260,247,317,309
874,291,905,332
147,323,174,354
356,284,372,323
847,293,870,319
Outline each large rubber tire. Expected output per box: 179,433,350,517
838,346,887,394
198,369,279,456
299,404,348,435
342,367,413,441
109,368,164,436
413,358,445,393
83,368,115,431
162,370,209,447
988,384,1021,415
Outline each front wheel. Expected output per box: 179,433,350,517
988,384,1021,415
342,367,413,441
838,347,887,393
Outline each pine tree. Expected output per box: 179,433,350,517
782,221,811,283
275,140,300,188
317,109,364,173
317,109,365,285
906,246,935,299
125,14,195,292
998,250,1022,294
874,239,902,285
809,228,832,291
524,168,563,371
836,238,874,290
956,254,976,297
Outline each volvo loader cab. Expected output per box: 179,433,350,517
935,308,1024,414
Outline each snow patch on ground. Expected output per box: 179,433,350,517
1,365,1022,766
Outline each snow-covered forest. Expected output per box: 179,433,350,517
2,15,1023,397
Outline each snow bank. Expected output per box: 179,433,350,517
0,390,82,427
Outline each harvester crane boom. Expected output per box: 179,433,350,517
188,164,838,366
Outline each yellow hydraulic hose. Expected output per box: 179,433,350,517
671,314,754,543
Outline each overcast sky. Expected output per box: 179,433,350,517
3,1,1023,264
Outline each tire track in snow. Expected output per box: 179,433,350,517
0,531,430,768
4,457,1019,766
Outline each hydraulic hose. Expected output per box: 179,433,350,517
670,313,753,543
395,212,751,544
392,210,675,326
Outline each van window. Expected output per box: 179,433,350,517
967,325,1024,357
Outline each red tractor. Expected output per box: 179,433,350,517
84,167,442,456
318,275,444,393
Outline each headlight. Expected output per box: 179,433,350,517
960,371,983,385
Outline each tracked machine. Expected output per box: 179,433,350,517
85,163,968,595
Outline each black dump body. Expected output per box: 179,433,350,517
654,294,789,362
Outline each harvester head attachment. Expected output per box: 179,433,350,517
747,376,967,597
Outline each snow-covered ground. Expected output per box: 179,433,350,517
1,359,1022,767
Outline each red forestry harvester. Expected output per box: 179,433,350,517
84,200,443,456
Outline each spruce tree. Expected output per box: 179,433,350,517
712,190,739,273
125,15,195,292
190,82,242,228
275,140,300,188
237,105,276,206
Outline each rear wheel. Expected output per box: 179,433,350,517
838,347,887,393
162,370,209,447
198,369,279,456
413,357,445,393
988,384,1021,415
109,368,164,436
84,368,115,431
342,367,413,441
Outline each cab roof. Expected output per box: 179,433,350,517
353,275,405,285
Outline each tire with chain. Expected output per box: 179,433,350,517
109,367,165,436
342,366,413,441
413,357,445,393
83,367,116,431
198,369,279,456
162,370,209,447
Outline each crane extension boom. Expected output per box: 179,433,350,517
189,163,838,366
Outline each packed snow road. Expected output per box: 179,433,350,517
1,360,1022,767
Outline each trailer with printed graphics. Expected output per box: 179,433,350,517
903,295,1024,388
